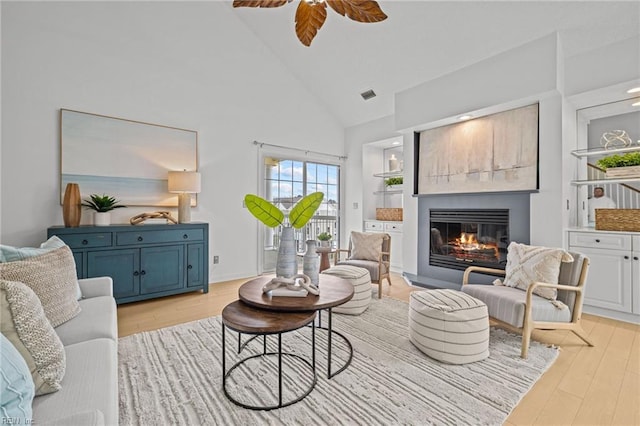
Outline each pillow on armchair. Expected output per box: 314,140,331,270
502,242,574,300
348,231,385,261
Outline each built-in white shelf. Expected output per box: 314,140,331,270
373,171,403,178
571,144,640,158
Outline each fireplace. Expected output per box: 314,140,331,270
429,209,509,271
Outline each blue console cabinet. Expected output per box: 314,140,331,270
47,223,209,304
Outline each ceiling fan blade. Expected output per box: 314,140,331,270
327,0,387,23
233,0,289,8
295,1,327,47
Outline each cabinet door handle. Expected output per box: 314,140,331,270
595,239,601,243
82,239,88,245
634,257,639,261
187,264,193,270
137,236,143,242
183,234,188,239
624,255,630,260
140,270,146,276
133,271,139,276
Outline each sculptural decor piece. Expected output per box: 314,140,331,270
245,192,324,278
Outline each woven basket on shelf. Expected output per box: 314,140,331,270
595,209,640,232
376,208,403,221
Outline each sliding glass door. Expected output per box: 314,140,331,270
262,157,340,273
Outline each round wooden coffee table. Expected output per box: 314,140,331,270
221,301,317,411
238,274,354,379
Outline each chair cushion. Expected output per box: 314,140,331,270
503,242,574,300
0,280,66,396
0,246,81,327
0,333,34,422
462,284,572,328
349,231,384,261
32,339,118,426
54,296,118,346
322,265,371,315
337,259,386,282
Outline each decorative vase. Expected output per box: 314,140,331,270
94,212,111,226
276,226,297,278
62,183,82,227
319,240,331,248
303,240,320,285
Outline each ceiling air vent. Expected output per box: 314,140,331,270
360,89,376,101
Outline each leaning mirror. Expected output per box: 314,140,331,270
60,109,198,207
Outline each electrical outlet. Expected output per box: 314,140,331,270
353,202,358,209
213,256,219,264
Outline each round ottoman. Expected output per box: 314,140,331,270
321,265,371,315
409,289,489,364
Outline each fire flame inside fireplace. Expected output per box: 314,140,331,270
451,233,499,260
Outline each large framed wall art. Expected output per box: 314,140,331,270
60,109,198,206
415,103,539,195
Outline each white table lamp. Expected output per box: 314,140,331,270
168,170,201,223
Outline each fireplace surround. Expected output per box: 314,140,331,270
412,193,530,289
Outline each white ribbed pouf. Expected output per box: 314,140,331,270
321,265,371,315
409,289,489,364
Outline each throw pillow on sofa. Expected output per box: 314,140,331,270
0,246,81,327
0,280,66,395
0,236,82,300
502,242,574,300
0,333,35,422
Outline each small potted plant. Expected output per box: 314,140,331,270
597,152,640,178
385,176,403,191
317,231,332,248
82,194,126,226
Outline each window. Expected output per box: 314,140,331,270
262,157,340,272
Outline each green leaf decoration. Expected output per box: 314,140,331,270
289,192,324,229
244,194,284,228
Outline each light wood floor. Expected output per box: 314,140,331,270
117,274,640,425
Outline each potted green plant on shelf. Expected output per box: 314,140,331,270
82,194,127,226
597,152,640,178
317,231,332,248
385,176,403,191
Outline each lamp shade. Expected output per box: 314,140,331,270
168,171,201,193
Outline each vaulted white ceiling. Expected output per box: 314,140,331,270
231,1,640,128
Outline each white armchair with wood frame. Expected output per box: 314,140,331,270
335,231,392,299
461,250,593,358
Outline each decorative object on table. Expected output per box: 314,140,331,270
388,154,400,172
596,151,640,178
303,240,320,285
62,183,82,227
600,129,633,149
261,274,319,297
317,231,332,248
129,211,178,225
233,0,387,47
82,194,126,226
244,192,324,278
168,170,201,223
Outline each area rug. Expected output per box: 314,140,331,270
118,297,558,425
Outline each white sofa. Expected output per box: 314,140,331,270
32,277,118,426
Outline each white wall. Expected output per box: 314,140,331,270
0,2,344,282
